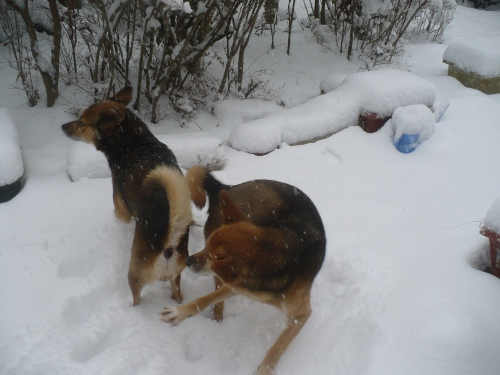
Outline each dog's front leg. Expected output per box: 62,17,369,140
160,284,236,325
213,276,225,322
170,275,182,304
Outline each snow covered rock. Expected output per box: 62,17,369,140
229,69,435,154
391,104,436,153
0,108,23,202
443,36,500,94
67,132,225,182
443,36,500,78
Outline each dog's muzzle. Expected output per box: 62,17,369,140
185,254,207,273
61,121,73,134
61,121,80,138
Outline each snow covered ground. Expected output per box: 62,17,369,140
2,5,500,375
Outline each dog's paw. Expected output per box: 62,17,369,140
255,364,275,375
160,307,187,325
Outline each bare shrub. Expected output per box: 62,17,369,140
304,0,456,67
0,3,40,106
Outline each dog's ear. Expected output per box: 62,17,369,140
109,86,132,106
98,105,125,128
220,190,250,224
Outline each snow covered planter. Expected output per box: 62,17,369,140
0,109,24,203
443,36,500,95
343,70,436,134
229,69,436,155
480,196,500,278
67,132,226,181
391,105,436,153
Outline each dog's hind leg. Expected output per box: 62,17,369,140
256,288,312,375
113,186,132,223
128,271,143,306
170,229,189,303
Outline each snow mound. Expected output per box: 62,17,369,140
156,132,225,170
68,142,110,181
0,108,23,185
229,70,435,154
392,104,436,144
68,132,225,181
213,98,283,127
320,73,349,94
484,196,500,234
443,36,500,78
343,69,436,118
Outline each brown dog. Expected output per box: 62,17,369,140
161,167,326,375
61,86,192,306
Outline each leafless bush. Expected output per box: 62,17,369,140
4,0,62,106
68,0,268,122
0,4,40,106
304,0,456,67
1,0,269,122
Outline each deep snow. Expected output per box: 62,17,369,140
2,5,500,375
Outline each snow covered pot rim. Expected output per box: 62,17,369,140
483,196,500,234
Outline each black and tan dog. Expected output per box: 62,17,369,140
62,86,192,306
161,166,326,375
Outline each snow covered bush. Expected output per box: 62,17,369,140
0,0,267,122
304,0,456,67
64,0,246,123
0,0,61,107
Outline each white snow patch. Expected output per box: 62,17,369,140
213,98,284,127
183,1,193,13
67,142,110,182
319,73,349,94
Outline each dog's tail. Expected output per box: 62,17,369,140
186,166,230,209
142,166,192,249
